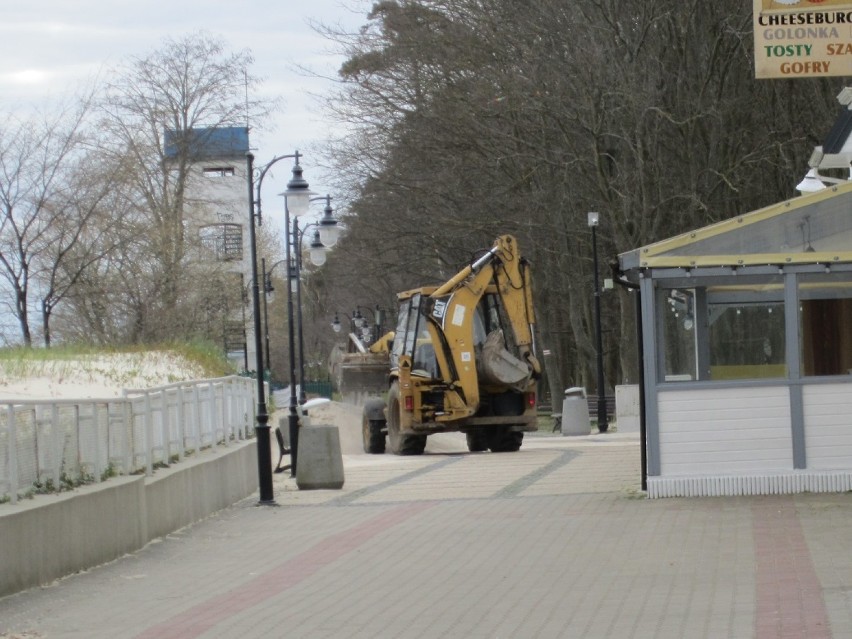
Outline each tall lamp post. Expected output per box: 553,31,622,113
332,305,386,347
588,211,609,433
280,176,339,476
246,151,312,503
262,258,287,374
352,305,385,344
331,312,353,335
292,195,339,406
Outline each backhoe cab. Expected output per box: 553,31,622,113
362,235,541,455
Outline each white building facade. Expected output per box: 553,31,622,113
165,127,256,371
618,184,852,497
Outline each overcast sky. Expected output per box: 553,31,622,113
0,0,371,226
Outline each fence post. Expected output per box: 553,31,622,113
144,392,153,476
192,384,201,450
51,404,62,487
177,386,186,462
74,404,82,483
207,384,216,451
160,389,170,464
122,399,133,474
231,379,239,440
92,403,102,483
218,382,228,446
7,405,17,505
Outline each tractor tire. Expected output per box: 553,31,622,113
466,430,488,452
386,382,426,455
362,415,386,454
488,428,524,453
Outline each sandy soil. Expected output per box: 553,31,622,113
0,351,208,400
293,399,468,456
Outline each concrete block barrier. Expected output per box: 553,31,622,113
296,425,345,490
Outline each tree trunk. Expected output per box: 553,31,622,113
42,300,52,348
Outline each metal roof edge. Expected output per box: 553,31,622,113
638,251,852,269
630,181,852,261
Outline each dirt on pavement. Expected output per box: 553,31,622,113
275,399,468,456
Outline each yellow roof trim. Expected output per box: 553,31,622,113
638,181,852,260
640,251,852,268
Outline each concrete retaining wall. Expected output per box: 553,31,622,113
0,440,257,598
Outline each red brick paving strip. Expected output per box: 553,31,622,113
133,501,436,639
753,498,832,638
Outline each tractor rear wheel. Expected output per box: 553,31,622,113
466,430,488,452
488,428,524,453
362,414,386,454
386,382,426,455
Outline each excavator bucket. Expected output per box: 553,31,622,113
478,329,533,391
335,353,389,404
329,332,392,405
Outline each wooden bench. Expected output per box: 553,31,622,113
586,395,616,420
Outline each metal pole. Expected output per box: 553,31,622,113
636,288,647,491
286,206,300,476
591,224,609,433
246,153,275,504
295,225,308,405
262,258,271,374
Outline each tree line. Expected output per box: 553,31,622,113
0,33,273,350
1,4,845,399
308,0,844,400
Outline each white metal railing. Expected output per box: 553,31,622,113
0,375,256,505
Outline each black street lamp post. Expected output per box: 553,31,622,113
588,211,609,433
292,195,338,406
262,257,269,377
262,258,287,375
349,305,383,345
245,152,274,504
332,305,387,346
280,175,339,476
246,151,314,501
330,311,355,335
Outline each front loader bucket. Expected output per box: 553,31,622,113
333,354,389,405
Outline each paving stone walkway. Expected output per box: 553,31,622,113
1,431,851,638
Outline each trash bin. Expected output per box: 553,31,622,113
561,387,591,436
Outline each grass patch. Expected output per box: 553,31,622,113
166,339,235,378
0,339,235,384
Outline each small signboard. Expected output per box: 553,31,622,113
754,0,852,78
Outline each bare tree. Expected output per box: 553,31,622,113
316,0,843,398
37,151,134,346
0,99,94,346
95,32,273,342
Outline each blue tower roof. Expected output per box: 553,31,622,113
164,126,249,160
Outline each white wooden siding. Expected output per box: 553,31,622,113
804,384,852,470
658,386,792,476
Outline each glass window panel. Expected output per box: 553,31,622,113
661,288,696,381
708,303,785,380
390,297,414,369
659,280,786,382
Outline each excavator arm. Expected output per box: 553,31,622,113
367,234,542,454
415,235,541,418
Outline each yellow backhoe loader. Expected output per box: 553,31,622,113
362,234,541,454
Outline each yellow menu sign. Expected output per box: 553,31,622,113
754,0,852,78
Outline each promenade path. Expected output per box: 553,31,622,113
1,403,851,638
